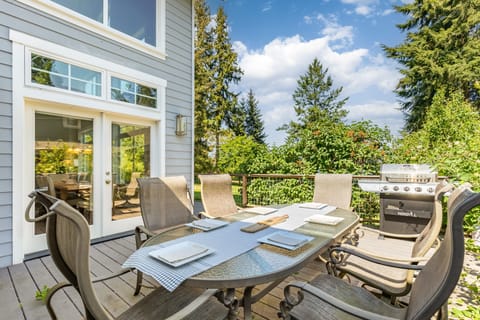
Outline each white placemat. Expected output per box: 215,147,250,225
122,221,273,291
242,204,337,231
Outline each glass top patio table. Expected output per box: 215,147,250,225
141,206,359,320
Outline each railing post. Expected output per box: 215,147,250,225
242,174,248,207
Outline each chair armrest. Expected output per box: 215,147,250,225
356,226,420,239
283,281,399,320
165,289,218,320
329,245,424,270
339,244,430,264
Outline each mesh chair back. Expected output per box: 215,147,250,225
198,174,238,218
33,191,111,320
313,174,353,209
137,176,194,231
406,184,480,319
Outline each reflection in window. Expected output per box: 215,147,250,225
111,77,157,108
34,112,94,233
109,0,156,46
51,0,103,22
31,54,102,96
51,0,156,46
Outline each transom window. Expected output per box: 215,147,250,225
51,0,156,46
111,77,157,108
31,53,102,96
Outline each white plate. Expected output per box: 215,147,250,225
186,219,229,231
258,231,313,250
242,207,278,215
304,214,344,225
149,241,215,267
299,202,328,210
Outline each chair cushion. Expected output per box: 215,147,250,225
117,286,226,320
289,274,407,320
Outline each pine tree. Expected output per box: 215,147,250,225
209,6,243,167
282,58,348,138
243,89,267,144
194,0,214,173
384,0,480,132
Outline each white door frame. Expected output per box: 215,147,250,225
10,30,167,263
101,114,161,235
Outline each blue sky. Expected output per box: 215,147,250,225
206,0,412,145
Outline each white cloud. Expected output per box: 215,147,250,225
341,0,378,16
346,101,404,136
233,20,402,145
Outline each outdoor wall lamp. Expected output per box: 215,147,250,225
175,114,187,136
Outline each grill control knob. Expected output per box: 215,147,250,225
415,187,422,192
393,186,399,191
404,186,410,192
383,186,389,191
427,187,434,193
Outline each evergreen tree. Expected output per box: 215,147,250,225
281,58,348,138
208,7,243,168
384,0,480,132
194,0,214,173
243,89,267,144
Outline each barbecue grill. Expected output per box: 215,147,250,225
358,164,438,234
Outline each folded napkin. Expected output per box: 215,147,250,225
258,231,313,250
188,219,228,231
149,241,212,266
243,207,278,215
304,214,344,225
299,202,328,210
268,233,308,247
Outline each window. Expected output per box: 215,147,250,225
31,53,102,96
51,0,156,46
111,77,157,108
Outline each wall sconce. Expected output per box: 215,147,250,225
175,114,187,136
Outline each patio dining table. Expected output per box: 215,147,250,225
125,204,359,320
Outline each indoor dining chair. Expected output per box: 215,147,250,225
25,191,226,320
313,173,353,210
134,176,196,295
279,184,480,320
198,174,239,218
325,180,454,300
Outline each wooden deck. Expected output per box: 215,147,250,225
0,235,326,320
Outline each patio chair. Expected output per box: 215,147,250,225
279,184,480,320
116,172,141,208
198,174,239,218
134,176,196,295
313,173,353,210
25,191,226,320
325,181,454,300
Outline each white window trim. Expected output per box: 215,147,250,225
10,29,168,263
17,0,167,59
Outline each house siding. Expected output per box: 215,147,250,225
0,0,193,267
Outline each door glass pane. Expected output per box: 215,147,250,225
111,123,150,220
51,0,103,22
34,112,94,234
108,0,156,46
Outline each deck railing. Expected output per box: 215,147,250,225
228,173,381,225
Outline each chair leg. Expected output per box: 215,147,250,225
134,270,143,296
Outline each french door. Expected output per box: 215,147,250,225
102,115,154,235
24,104,158,253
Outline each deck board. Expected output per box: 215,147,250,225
0,235,335,319
0,267,25,319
